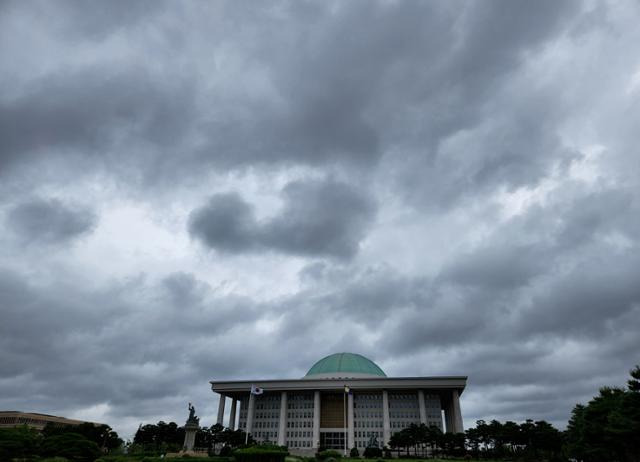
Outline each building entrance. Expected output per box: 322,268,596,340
320,431,345,450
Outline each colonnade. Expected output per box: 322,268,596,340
216,389,464,448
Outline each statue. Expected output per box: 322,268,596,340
183,402,199,452
187,402,199,424
367,434,380,448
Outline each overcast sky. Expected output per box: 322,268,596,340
1,0,640,440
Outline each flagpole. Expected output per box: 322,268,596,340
343,385,347,456
245,389,250,445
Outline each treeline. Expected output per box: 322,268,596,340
0,422,122,461
565,365,640,462
388,420,563,460
387,365,640,461
131,421,253,455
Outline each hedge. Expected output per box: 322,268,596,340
234,444,289,462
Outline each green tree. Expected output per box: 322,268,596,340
388,428,411,456
219,428,254,449
40,432,101,462
565,365,640,462
43,422,122,451
465,426,481,458
0,426,41,460
425,425,442,458
133,420,185,453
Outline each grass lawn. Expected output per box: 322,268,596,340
95,458,506,462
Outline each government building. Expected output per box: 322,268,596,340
210,353,466,452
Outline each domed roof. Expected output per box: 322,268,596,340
304,353,387,379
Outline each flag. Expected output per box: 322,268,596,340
251,384,264,395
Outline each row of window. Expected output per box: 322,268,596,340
251,412,439,422
389,402,419,409
251,428,445,446
243,418,443,429
289,440,312,448
354,402,382,409
254,412,278,419
254,421,277,428
390,411,419,419
287,420,312,428
242,417,443,428
355,420,382,428
391,420,420,428
288,402,313,409
256,403,280,410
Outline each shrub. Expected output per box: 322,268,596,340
219,445,233,456
41,432,102,462
234,444,289,462
316,449,342,460
41,458,70,462
350,447,359,457
362,447,382,459
0,426,41,460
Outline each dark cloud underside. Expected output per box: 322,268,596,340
0,0,639,439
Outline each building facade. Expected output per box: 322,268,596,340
210,353,466,452
0,411,102,431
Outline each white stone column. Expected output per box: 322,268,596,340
229,399,237,430
418,390,427,424
246,393,256,436
444,402,454,433
452,390,463,433
347,392,355,450
217,395,226,425
277,391,287,446
313,391,321,449
382,390,390,447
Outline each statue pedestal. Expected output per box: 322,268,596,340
183,421,199,452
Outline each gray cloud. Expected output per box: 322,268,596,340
1,0,639,439
188,193,258,253
5,198,96,245
0,70,196,178
189,179,376,258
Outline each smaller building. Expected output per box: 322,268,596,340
0,411,103,431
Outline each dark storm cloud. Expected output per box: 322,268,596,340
0,0,159,40
188,193,258,253
0,268,269,420
519,253,640,336
0,69,195,174
440,243,547,290
5,197,96,244
189,179,376,258
1,0,639,439
1,0,583,194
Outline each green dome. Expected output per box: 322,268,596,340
304,353,386,378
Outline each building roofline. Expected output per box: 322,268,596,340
209,376,467,384
210,375,468,399
0,411,104,427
